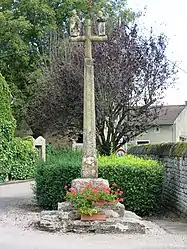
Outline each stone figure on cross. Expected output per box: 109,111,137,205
70,9,81,37
97,11,106,36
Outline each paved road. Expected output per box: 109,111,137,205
0,226,187,249
0,181,33,213
0,182,187,249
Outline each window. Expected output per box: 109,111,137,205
154,126,160,133
136,140,150,145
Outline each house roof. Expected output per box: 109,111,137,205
155,105,186,125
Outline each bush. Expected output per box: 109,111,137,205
35,150,163,216
0,74,37,182
0,74,16,182
10,137,38,180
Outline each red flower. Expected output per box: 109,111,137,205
85,183,92,189
112,183,117,187
69,187,76,193
92,186,99,192
105,190,110,195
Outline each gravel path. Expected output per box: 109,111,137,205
0,181,187,249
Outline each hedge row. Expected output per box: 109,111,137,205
128,142,187,157
35,150,164,216
0,74,37,182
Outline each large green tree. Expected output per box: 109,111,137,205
0,0,130,126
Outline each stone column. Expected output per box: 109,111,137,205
70,12,107,181
82,19,98,178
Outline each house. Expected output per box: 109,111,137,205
131,103,187,145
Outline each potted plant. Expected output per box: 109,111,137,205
65,183,123,221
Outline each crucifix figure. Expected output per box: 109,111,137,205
70,10,107,178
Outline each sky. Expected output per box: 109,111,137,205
127,0,187,105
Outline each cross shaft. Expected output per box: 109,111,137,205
70,18,107,178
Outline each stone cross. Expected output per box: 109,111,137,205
70,11,107,178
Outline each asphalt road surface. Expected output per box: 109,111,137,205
0,181,187,249
0,226,187,249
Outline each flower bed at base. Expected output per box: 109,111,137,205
65,182,123,217
39,199,147,234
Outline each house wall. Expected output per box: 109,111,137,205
175,106,187,141
131,125,174,145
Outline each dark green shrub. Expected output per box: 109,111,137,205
35,149,82,209
35,152,163,216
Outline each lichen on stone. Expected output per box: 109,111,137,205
129,142,187,158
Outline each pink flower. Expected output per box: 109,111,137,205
93,186,99,191
64,185,68,189
112,183,117,187
69,187,76,193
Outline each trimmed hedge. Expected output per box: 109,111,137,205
35,150,163,216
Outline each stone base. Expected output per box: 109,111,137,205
71,178,109,191
39,202,145,234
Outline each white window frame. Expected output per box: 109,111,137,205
136,140,150,145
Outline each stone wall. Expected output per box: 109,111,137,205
128,143,187,217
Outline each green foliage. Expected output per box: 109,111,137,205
0,75,37,182
0,135,38,182
10,137,38,180
99,154,159,167
35,149,81,209
99,156,163,216
128,142,187,157
0,74,16,134
65,183,121,215
0,0,131,126
0,74,16,181
35,150,163,216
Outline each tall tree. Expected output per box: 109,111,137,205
27,24,176,154
0,0,131,127
94,26,176,154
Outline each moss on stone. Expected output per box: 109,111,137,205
129,142,187,158
170,143,187,157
